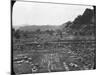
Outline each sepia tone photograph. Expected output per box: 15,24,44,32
11,0,96,74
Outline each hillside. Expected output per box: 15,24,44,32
63,7,96,36
15,25,62,31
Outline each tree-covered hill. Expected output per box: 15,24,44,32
63,7,96,36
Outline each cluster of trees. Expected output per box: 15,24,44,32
12,27,55,40
12,28,21,39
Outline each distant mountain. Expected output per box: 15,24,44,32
62,7,96,36
16,25,62,31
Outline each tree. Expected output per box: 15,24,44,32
65,21,72,28
36,29,41,33
45,30,54,35
14,29,20,39
56,29,63,39
73,15,82,24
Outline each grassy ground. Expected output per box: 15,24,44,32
13,40,96,74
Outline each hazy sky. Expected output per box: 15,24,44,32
13,1,93,26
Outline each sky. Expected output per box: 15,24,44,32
12,1,93,26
